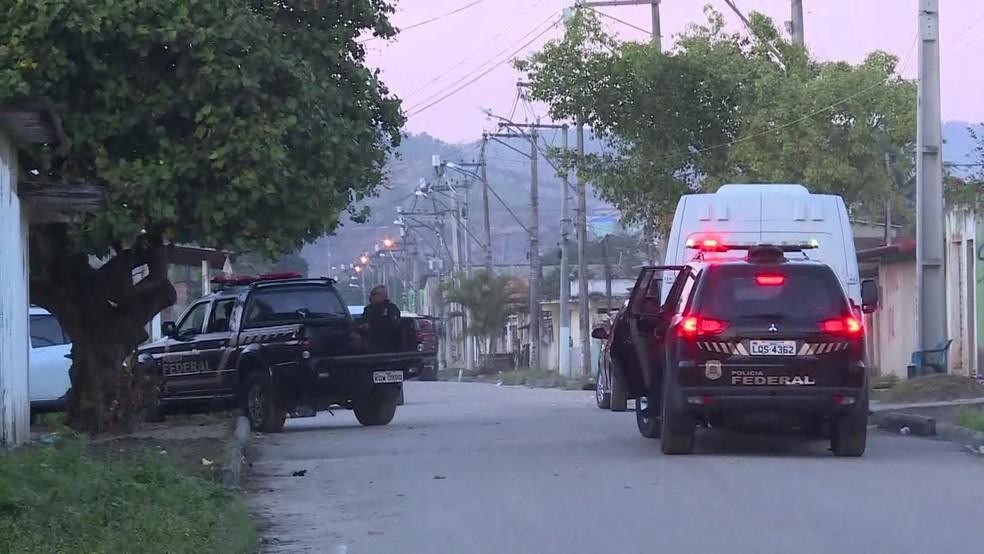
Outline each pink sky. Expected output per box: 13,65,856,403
363,0,984,143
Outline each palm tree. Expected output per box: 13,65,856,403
442,270,526,357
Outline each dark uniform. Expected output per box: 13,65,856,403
362,299,402,352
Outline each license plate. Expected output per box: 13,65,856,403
373,370,404,384
749,340,797,356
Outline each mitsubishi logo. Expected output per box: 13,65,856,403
768,323,778,332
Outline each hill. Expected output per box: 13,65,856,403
302,121,982,276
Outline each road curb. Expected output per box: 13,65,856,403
936,424,984,454
221,416,251,489
873,411,937,436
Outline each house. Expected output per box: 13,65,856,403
857,208,978,379
0,104,68,446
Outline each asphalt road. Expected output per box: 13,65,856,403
247,382,984,554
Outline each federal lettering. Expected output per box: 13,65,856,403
731,373,816,386
162,360,210,376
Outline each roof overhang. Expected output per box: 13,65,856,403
0,103,66,147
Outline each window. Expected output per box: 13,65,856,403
674,272,698,315
244,286,347,327
206,299,236,334
30,315,69,348
699,265,849,321
176,302,209,337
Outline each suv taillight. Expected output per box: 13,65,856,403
818,316,863,337
679,315,729,338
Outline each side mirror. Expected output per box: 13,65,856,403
161,321,177,337
591,327,609,340
860,279,879,314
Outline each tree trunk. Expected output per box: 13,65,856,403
64,316,159,433
29,225,177,434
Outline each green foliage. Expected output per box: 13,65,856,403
945,126,984,211
516,5,917,230
442,271,525,346
2,0,403,256
1,0,404,430
0,438,257,553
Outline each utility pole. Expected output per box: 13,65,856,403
576,0,661,47
480,134,493,273
559,127,572,378
498,112,574,377
529,131,541,369
790,0,805,46
576,119,591,379
602,236,613,316
916,0,946,368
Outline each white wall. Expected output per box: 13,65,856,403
945,209,977,376
0,133,31,446
868,261,918,379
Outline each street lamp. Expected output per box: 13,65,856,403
359,255,369,265
382,237,394,249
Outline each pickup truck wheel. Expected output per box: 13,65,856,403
243,372,286,433
830,412,867,457
354,387,399,426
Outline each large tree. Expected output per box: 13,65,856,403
1,0,403,432
516,5,916,232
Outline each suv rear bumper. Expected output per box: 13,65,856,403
676,385,867,417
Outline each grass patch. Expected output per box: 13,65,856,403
956,407,984,432
879,374,984,404
0,436,256,554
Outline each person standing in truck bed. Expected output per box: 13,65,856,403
360,285,402,352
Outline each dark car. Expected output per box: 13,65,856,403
410,316,440,380
138,273,429,432
593,300,629,411
592,241,880,456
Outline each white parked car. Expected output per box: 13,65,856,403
29,305,73,413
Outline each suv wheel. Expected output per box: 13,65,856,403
635,395,661,438
595,365,611,409
354,386,399,426
609,359,628,412
243,371,287,433
659,370,695,455
830,412,867,457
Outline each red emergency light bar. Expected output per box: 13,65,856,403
686,238,819,254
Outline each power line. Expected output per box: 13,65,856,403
359,0,487,43
588,7,650,35
407,16,562,117
402,0,549,101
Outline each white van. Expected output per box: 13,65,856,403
662,184,862,305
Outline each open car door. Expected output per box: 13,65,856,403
619,265,687,398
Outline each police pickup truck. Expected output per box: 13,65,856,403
138,272,430,432
592,241,880,456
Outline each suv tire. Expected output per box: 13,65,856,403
596,365,611,409
243,371,287,433
635,394,661,439
354,386,399,426
609,359,628,412
659,367,695,455
830,412,867,457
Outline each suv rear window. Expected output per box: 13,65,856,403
244,286,348,327
697,264,849,322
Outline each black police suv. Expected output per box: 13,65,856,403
604,242,880,456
